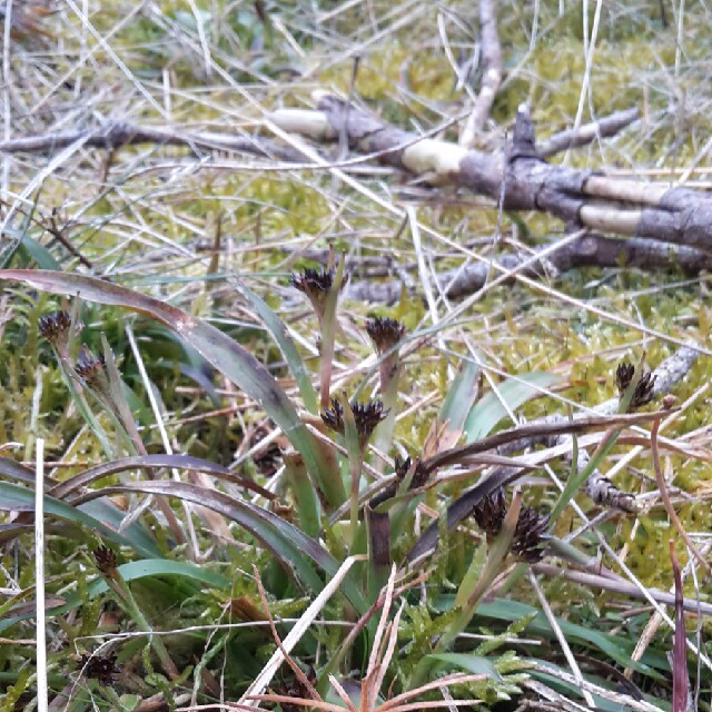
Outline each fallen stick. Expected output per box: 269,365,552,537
532,562,712,617
270,95,712,251
345,232,712,304
0,122,306,163
538,107,639,158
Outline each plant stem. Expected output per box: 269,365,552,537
107,574,180,681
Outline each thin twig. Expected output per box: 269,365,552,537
459,0,502,147
539,108,639,157
35,437,48,712
529,570,595,708
239,556,364,706
253,565,322,704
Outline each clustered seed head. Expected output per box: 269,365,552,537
320,398,344,432
291,267,335,317
75,347,106,386
395,454,429,488
38,310,77,354
472,488,549,562
473,487,507,537
321,398,387,449
629,371,656,410
351,400,387,443
93,545,118,576
512,508,549,562
365,316,405,353
79,651,119,685
38,310,72,342
615,361,635,395
615,360,656,411
291,267,334,294
394,455,412,481
369,453,428,508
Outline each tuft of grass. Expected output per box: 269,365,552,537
2,2,712,710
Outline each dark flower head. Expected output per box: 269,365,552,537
512,507,549,562
39,310,79,355
369,453,428,509
320,398,344,432
79,651,120,686
473,490,549,561
291,267,334,294
616,360,656,411
253,445,281,476
394,455,412,481
473,487,507,537
366,316,405,353
249,425,282,476
351,400,387,444
291,267,335,318
321,398,387,449
93,545,118,577
615,361,635,396
629,371,656,410
75,347,107,387
38,310,71,342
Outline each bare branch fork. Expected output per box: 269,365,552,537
268,94,712,252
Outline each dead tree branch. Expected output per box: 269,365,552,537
345,232,712,304
0,122,306,163
270,95,712,252
538,107,640,157
459,0,502,147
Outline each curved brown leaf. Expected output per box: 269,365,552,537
48,453,275,501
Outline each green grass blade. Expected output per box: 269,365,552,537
0,457,37,485
0,559,229,633
0,481,160,558
426,653,502,681
439,492,521,651
549,429,620,522
465,371,560,442
49,453,273,501
283,451,321,537
440,359,480,434
19,234,61,270
233,279,319,414
437,597,668,679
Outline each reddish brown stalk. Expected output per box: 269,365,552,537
669,541,692,712
330,569,430,665
423,408,672,475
